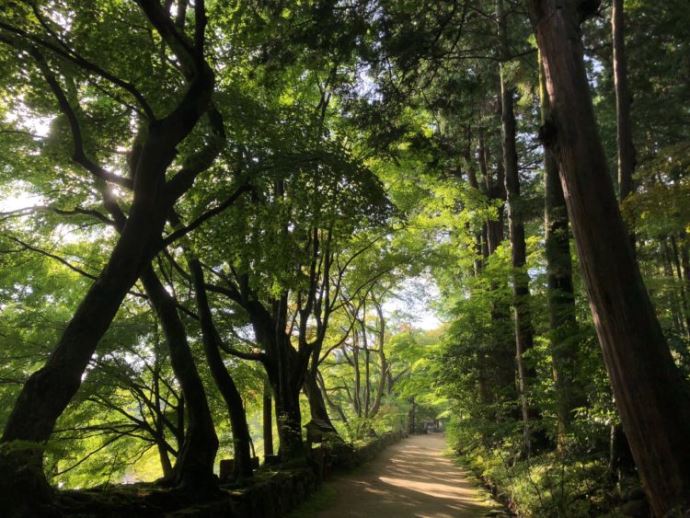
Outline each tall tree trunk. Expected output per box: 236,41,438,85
140,267,219,491
498,0,537,454
189,258,253,481
529,1,690,513
368,302,388,419
465,128,484,275
662,241,687,338
263,378,274,458
409,397,416,434
540,53,583,443
362,319,372,418
479,131,505,254
680,234,690,337
669,236,690,339
612,0,636,205
478,130,516,415
352,333,362,418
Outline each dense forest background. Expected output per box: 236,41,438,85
0,0,689,516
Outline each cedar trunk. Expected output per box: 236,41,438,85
529,1,690,514
540,54,583,440
498,2,538,450
612,0,636,203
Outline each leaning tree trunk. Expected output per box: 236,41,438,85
304,372,339,433
157,440,175,481
0,180,169,514
539,53,584,443
528,1,690,514
189,258,253,480
0,31,215,511
141,267,219,492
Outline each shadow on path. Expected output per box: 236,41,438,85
305,433,499,518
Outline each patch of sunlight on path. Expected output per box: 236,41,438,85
304,433,504,518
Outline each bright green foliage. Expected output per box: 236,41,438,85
0,2,688,516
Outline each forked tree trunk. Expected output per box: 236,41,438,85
247,307,306,460
529,1,690,514
189,258,253,481
141,267,219,491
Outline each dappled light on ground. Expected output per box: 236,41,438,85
313,434,497,518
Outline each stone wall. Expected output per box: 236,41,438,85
207,430,407,518
58,431,406,517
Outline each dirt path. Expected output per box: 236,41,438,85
302,433,500,518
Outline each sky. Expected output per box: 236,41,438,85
383,276,442,331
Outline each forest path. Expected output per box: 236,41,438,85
302,433,501,518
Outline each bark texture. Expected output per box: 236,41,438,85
529,1,690,514
540,55,583,441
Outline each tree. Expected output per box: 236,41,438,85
528,0,690,513
497,0,539,454
539,53,583,444
612,0,636,206
0,2,224,511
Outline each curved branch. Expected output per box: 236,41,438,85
0,18,154,119
162,183,252,245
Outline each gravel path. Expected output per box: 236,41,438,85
309,433,499,518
